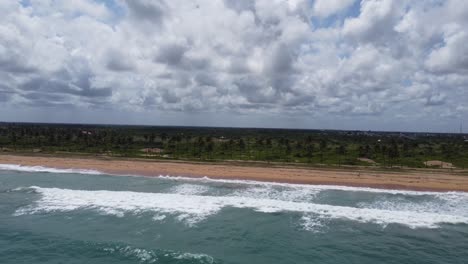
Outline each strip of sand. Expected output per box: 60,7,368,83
1,154,468,192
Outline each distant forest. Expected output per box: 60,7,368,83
1,123,468,169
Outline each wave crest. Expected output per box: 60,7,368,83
103,245,214,264
0,164,102,175
14,186,468,229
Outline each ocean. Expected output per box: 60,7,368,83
0,165,467,264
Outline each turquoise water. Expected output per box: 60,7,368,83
1,165,468,263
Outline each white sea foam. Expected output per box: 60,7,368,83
152,214,167,221
173,252,214,263
2,163,467,197
111,246,155,263
230,185,320,203
300,215,325,232
0,164,102,175
15,187,468,229
103,245,213,264
359,195,468,218
169,184,210,195
156,175,468,197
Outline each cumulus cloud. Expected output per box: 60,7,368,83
124,0,168,25
0,0,468,129
105,49,135,72
343,0,403,44
313,0,356,18
426,30,468,74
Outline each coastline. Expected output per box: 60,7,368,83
1,154,468,192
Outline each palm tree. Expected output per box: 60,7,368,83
239,139,246,160
319,139,327,164
196,137,205,160
306,144,314,163
255,138,264,160
336,145,347,166
206,141,214,160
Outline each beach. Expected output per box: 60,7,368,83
2,153,468,263
1,154,467,192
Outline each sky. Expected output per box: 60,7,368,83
0,0,467,132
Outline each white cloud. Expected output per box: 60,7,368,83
29,0,111,19
1,0,468,130
426,29,468,74
343,0,403,43
313,0,356,18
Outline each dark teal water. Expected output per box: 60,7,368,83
1,165,467,264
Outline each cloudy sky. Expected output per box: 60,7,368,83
1,0,467,132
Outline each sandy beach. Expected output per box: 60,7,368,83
1,154,468,192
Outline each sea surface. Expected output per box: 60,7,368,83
0,164,467,264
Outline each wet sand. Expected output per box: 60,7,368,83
1,154,468,192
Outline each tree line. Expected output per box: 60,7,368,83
1,123,467,169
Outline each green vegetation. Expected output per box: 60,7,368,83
1,123,468,169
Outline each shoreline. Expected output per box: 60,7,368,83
1,154,468,192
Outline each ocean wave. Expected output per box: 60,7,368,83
229,185,320,203
0,164,102,175
103,245,214,264
156,175,468,197
1,163,466,197
173,252,214,263
300,215,326,233
104,246,156,263
152,214,167,221
169,184,210,195
15,187,468,229
358,194,468,218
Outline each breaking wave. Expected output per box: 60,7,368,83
15,186,468,229
102,245,214,264
157,175,465,196
169,184,210,195
2,163,467,197
0,164,102,175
